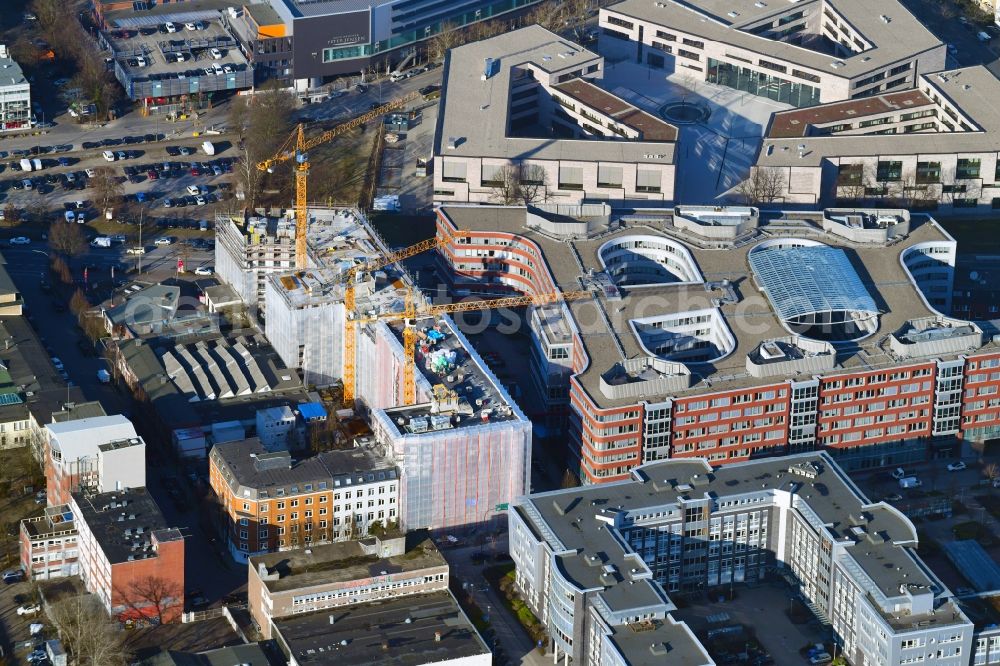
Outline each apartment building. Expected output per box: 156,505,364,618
510,453,973,666
215,214,298,317
434,203,1000,483
70,488,185,623
44,415,146,505
755,66,1000,213
0,45,31,133
209,437,399,562
599,0,945,107
247,533,448,638
434,26,677,205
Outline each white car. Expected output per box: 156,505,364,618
195,195,207,206
64,211,76,223
9,237,30,245
16,603,40,616
175,52,188,62
154,237,173,246
126,246,146,255
85,168,96,177
184,22,198,31
102,150,116,162
135,55,147,67
210,48,223,59
194,266,213,276
186,185,201,195
947,461,967,472
164,22,177,33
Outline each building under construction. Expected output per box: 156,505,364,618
216,207,531,531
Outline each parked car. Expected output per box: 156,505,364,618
126,246,146,255
194,266,213,276
154,236,174,245
16,603,41,616
3,569,24,584
947,461,967,472
9,237,30,245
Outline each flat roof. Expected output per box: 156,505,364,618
47,415,139,460
379,317,524,435
250,538,446,593
604,0,943,78
760,67,1000,166
272,592,490,665
437,205,979,409
517,452,965,631
435,25,676,165
71,487,181,565
211,437,397,501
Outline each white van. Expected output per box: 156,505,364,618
102,150,116,162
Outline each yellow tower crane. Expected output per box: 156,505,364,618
255,91,420,269
358,289,594,406
340,235,451,408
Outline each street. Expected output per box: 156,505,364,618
901,0,1000,75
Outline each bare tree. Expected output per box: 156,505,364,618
427,21,463,62
984,462,999,480
49,594,131,666
91,167,123,212
737,166,787,205
49,221,87,257
231,82,296,208
488,164,549,205
3,204,20,228
115,575,183,625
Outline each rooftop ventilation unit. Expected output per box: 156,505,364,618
482,57,499,81
409,417,429,433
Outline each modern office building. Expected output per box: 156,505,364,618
434,26,678,205
209,437,400,562
434,203,1000,483
228,0,545,89
510,452,973,666
247,533,448,637
754,66,1000,212
44,415,146,506
0,45,31,133
70,487,185,623
599,0,945,107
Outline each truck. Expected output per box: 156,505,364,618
899,477,922,489
201,140,216,156
19,158,41,171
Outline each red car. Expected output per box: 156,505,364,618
147,170,159,180
190,166,200,176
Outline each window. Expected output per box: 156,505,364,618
758,59,787,74
607,16,633,29
481,164,504,186
953,198,978,208
916,161,940,184
792,68,820,83
876,160,902,181
636,169,661,193
956,158,981,179
442,160,467,183
558,166,583,190
682,38,705,49
837,163,863,185
598,165,623,188
655,30,676,41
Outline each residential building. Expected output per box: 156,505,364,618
434,26,677,205
70,487,185,622
247,533,448,637
510,453,973,666
0,45,31,132
209,437,399,562
139,643,283,666
434,203,1000,483
270,592,491,666
755,66,1000,213
44,415,146,505
227,0,545,89
599,0,945,107
20,504,78,581
215,214,298,316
